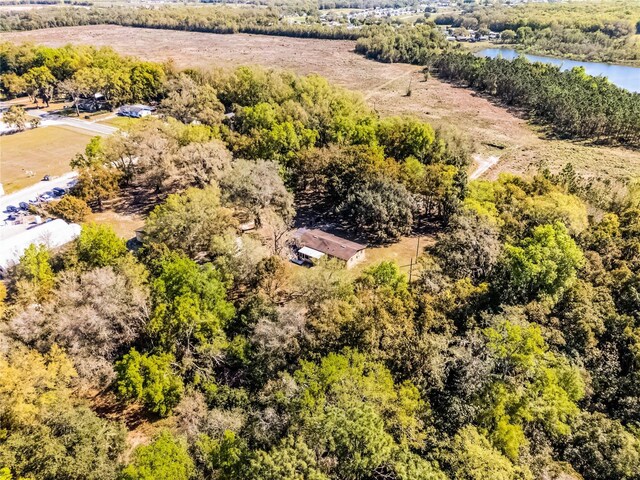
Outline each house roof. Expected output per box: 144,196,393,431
0,219,81,269
299,246,325,260
295,228,366,262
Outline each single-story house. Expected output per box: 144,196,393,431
293,228,366,269
118,104,153,118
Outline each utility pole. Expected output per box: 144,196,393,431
409,257,413,283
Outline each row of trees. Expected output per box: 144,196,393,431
0,5,364,39
0,42,164,108
434,53,640,147
353,27,640,148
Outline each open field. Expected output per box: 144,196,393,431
353,234,435,278
4,25,640,181
0,125,93,193
86,210,144,240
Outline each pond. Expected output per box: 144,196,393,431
476,48,640,93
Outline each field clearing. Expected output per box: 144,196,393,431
86,210,144,240
97,115,140,129
353,235,435,278
0,125,93,193
5,25,640,181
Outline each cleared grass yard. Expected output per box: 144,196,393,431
352,235,436,278
0,126,93,193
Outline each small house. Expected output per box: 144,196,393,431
118,104,153,118
76,93,108,112
293,228,366,269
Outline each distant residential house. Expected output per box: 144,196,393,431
293,228,366,269
76,93,108,112
118,104,153,118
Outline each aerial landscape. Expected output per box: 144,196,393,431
0,0,639,479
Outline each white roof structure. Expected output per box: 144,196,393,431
298,246,325,260
0,219,81,269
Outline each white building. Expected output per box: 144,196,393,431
0,219,81,274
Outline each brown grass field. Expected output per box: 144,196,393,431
0,125,94,193
4,25,640,182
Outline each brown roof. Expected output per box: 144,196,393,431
295,228,366,262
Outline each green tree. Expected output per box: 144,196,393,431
122,431,194,480
197,430,248,480
160,73,224,125
248,437,328,480
148,253,234,361
341,179,414,241
73,164,121,211
1,72,27,97
501,30,516,43
290,348,427,448
75,224,128,269
376,116,437,163
0,346,125,480
220,159,295,227
47,195,92,223
310,404,395,480
23,66,55,106
478,321,585,460
564,412,640,480
115,349,184,417
144,186,236,259
500,222,585,302
14,243,55,304
448,426,523,480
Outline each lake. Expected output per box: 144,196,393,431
476,48,640,93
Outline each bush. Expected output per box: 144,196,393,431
48,196,91,223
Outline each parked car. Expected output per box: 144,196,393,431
5,205,18,213
19,202,29,210
52,187,66,196
43,175,51,181
39,193,52,201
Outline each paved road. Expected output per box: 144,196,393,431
0,172,78,214
33,110,118,136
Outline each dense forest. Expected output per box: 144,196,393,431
436,0,640,65
1,42,640,480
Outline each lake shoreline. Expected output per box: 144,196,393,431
475,47,640,93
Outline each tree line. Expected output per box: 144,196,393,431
354,27,640,148
434,53,640,147
435,0,640,65
0,5,364,40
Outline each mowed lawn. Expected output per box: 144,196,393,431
0,126,93,193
